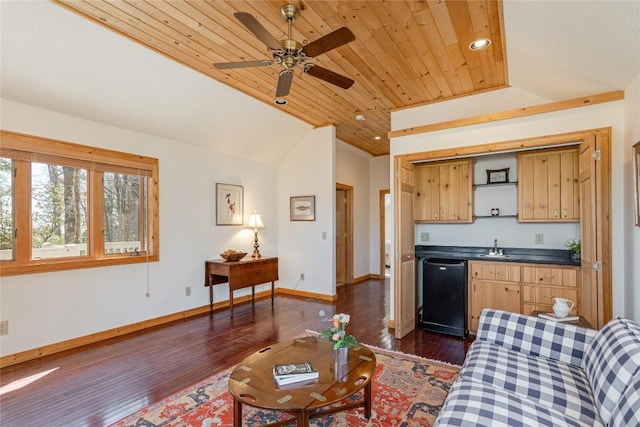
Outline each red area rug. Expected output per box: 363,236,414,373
110,340,460,427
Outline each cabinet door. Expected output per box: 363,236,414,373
469,280,521,332
414,164,440,221
518,148,579,222
440,160,472,222
471,262,521,282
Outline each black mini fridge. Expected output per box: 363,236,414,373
421,258,467,338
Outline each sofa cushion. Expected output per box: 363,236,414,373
477,309,597,367
583,317,640,425
461,340,601,426
435,378,603,427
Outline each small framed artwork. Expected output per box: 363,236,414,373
290,196,315,221
216,183,243,225
486,167,510,184
634,141,640,226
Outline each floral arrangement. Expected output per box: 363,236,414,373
319,312,357,350
565,237,581,254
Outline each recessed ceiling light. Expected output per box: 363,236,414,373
355,114,366,121
468,38,491,51
374,136,381,140
274,98,288,105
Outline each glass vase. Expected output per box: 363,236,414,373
332,346,349,364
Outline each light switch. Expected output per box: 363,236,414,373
535,233,544,244
322,231,327,240
420,232,430,242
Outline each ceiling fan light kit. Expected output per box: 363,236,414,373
214,4,355,98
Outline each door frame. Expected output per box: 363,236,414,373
379,189,390,278
336,183,354,285
394,128,612,333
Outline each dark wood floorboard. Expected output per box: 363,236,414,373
0,278,472,426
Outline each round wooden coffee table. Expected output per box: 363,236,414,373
228,336,376,426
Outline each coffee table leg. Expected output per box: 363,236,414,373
233,398,242,427
297,410,310,426
364,380,372,419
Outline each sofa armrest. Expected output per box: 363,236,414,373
477,309,597,367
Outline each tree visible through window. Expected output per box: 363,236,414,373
0,130,159,275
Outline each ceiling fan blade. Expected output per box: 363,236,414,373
301,27,355,58
275,70,294,97
214,60,271,70
305,65,354,89
234,12,281,51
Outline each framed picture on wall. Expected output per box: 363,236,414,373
216,183,243,225
486,167,510,184
290,196,315,221
635,141,640,226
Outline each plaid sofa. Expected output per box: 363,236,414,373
435,309,640,427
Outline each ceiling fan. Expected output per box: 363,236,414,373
214,4,356,98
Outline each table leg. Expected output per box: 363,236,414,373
233,398,242,427
209,282,213,315
297,410,310,426
364,380,372,419
271,281,274,307
251,285,255,305
229,289,234,317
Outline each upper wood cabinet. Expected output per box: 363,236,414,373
414,159,473,223
518,147,580,222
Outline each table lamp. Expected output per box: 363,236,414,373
248,212,265,258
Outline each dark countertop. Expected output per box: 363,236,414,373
415,245,580,267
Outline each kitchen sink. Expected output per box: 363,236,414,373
477,253,513,259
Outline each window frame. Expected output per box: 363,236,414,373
0,130,159,276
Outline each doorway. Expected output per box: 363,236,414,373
379,190,391,278
336,184,353,285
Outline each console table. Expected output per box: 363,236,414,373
205,257,278,316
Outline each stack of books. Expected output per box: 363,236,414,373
273,362,319,386
538,312,579,322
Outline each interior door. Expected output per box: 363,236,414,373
394,157,416,339
579,131,611,328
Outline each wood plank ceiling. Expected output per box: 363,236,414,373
56,1,507,156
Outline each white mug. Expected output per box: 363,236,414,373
553,297,575,318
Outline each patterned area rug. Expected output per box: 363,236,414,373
110,339,460,427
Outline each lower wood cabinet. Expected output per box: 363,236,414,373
468,261,581,334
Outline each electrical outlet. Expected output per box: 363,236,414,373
300,273,305,281
535,233,544,244
185,286,191,297
322,232,327,240
420,232,430,242
0,320,8,336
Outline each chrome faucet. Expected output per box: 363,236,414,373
494,239,498,252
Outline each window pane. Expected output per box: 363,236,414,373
31,162,88,259
103,172,146,254
0,157,13,260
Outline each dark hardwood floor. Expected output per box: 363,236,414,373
0,278,472,427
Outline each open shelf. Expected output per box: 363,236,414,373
473,181,518,188
474,214,519,219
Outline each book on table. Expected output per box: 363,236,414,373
273,362,319,386
538,312,580,322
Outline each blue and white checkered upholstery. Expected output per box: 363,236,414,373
435,378,602,426
609,372,640,427
477,309,597,367
582,317,640,425
462,341,600,425
435,309,640,427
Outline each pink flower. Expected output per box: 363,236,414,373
332,333,340,341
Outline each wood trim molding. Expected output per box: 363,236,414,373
388,91,624,140
1,288,338,368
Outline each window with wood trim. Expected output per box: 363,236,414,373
0,130,159,276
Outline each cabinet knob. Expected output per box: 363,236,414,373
554,209,559,217
564,209,568,217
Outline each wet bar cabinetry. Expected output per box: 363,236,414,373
414,159,473,223
518,147,580,222
468,260,581,334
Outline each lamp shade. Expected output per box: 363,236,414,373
248,213,265,229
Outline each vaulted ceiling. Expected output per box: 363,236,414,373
56,0,508,156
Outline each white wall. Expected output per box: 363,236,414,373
0,98,312,356
336,141,371,279
624,72,640,320
277,126,335,296
390,89,629,320
369,156,391,273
